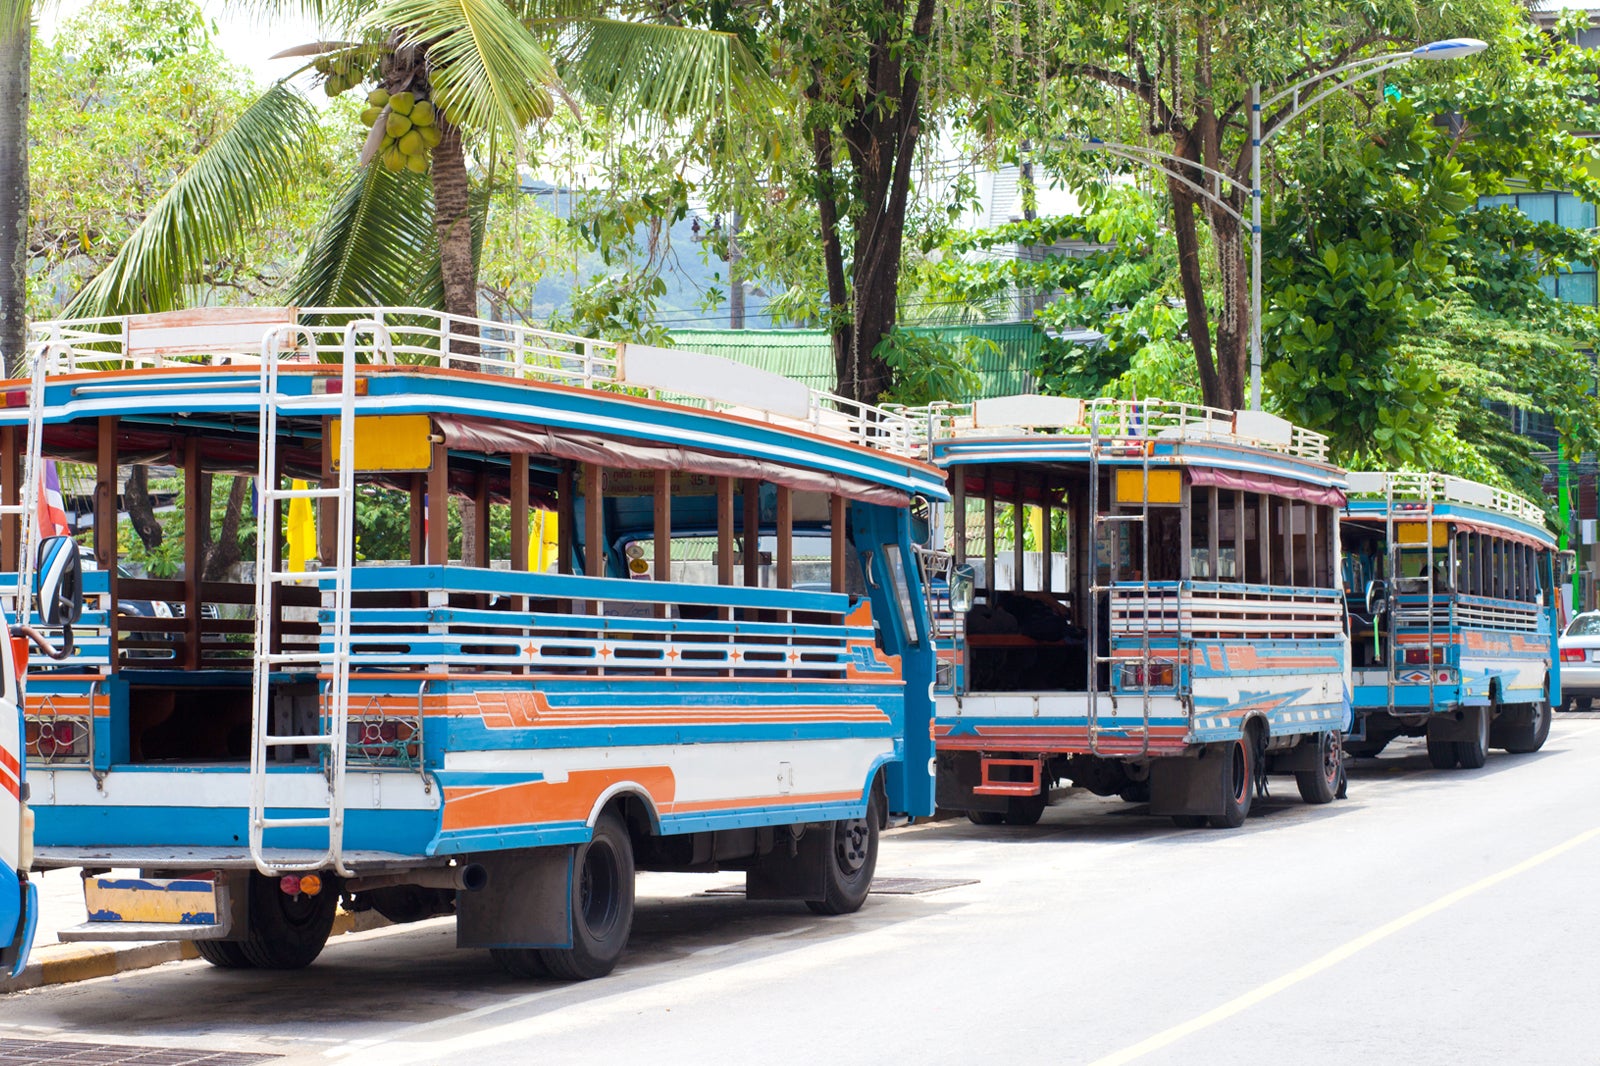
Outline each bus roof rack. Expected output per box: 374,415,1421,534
895,395,1329,463
25,306,917,458
1345,471,1548,527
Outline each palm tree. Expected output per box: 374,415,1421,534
0,0,30,376
63,0,774,333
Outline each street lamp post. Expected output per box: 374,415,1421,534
1085,37,1486,411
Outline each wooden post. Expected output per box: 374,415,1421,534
0,426,16,572
743,478,761,588
717,477,735,587
182,437,202,670
471,471,490,569
408,475,425,565
1041,478,1052,594
96,418,117,664
584,463,604,578
427,440,448,566
319,415,338,567
653,469,671,619
952,467,967,567
1013,481,1026,593
557,462,573,576
830,493,847,594
510,455,529,574
984,481,996,600
775,485,793,590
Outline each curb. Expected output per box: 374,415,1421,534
0,907,391,994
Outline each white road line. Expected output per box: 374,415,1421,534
1083,824,1600,1066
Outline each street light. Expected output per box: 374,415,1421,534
1081,38,1485,411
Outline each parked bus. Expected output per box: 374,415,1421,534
9,306,945,980
911,396,1351,829
1341,472,1558,768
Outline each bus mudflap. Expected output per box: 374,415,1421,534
456,848,574,950
1,877,38,978
1148,750,1227,818
58,874,236,942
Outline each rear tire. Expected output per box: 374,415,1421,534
806,792,881,916
1295,731,1342,805
1500,699,1553,755
490,947,550,979
238,873,338,970
1425,730,1460,770
1002,792,1047,826
965,809,1005,826
1455,707,1490,769
537,811,635,981
1207,738,1254,829
194,938,254,969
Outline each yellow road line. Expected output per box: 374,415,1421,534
1085,825,1600,1066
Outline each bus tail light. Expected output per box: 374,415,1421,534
1404,648,1446,665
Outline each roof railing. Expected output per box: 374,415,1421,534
892,395,1329,463
1345,471,1548,527
26,306,917,458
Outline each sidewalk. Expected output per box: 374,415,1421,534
2,867,384,994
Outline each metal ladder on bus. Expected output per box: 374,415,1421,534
1086,406,1153,758
3,342,55,620
1382,475,1440,713
247,321,373,878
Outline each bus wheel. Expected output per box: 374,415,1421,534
1295,731,1342,805
1500,700,1552,755
1208,738,1253,829
194,939,254,969
238,872,338,970
1425,728,1459,770
1455,707,1490,769
807,793,881,916
538,811,635,981
966,809,1005,826
1002,792,1047,826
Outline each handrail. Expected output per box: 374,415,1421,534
1345,470,1548,529
896,397,1330,463
25,306,919,458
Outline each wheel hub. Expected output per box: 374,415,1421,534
836,818,870,873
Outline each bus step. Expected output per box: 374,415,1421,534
973,756,1043,796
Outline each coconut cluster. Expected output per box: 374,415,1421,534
363,89,444,174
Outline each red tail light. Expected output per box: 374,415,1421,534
1561,648,1586,662
1404,648,1447,665
10,634,27,678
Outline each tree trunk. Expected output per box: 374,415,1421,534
124,464,163,551
808,0,936,406
1209,211,1248,411
1166,176,1223,409
0,14,28,378
430,121,479,355
203,475,249,582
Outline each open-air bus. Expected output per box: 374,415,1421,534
1341,472,1559,768
910,395,1351,829
6,305,945,980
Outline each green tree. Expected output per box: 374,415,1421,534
63,0,772,335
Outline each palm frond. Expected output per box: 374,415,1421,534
559,20,780,125
290,163,442,308
371,0,563,145
0,1,30,37
66,82,322,318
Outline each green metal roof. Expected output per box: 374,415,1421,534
666,322,1041,399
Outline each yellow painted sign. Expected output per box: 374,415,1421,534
1115,468,1182,505
1396,521,1448,547
330,415,433,473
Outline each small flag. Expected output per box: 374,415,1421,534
37,460,71,537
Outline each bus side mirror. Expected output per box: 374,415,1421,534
1365,578,1387,617
1558,550,1577,583
35,536,84,627
950,564,976,613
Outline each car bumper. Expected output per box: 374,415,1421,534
1561,662,1600,697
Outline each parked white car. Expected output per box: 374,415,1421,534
1558,611,1600,711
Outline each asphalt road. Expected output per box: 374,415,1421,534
4,718,1599,1066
